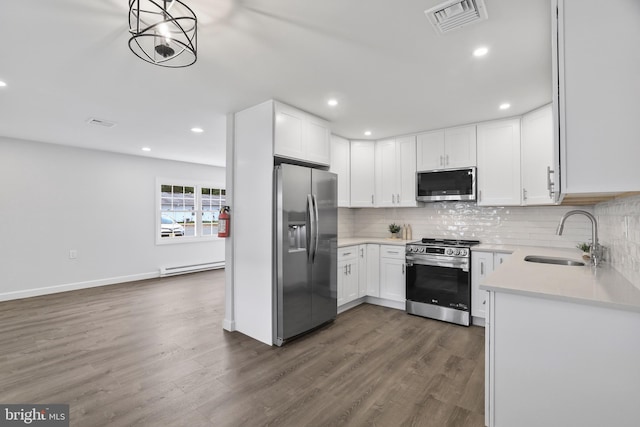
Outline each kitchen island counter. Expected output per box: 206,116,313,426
480,246,640,313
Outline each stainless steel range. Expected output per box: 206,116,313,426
405,238,480,326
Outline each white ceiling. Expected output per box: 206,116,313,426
0,0,551,167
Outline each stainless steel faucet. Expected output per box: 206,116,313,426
556,210,601,266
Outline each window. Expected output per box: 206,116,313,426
158,180,225,243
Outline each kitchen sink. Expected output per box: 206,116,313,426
524,255,585,266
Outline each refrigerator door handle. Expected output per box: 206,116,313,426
306,194,315,262
312,194,319,263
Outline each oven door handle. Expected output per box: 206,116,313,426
406,257,469,272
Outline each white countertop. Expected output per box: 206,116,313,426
480,246,640,313
338,237,412,247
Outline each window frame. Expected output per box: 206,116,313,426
155,177,225,245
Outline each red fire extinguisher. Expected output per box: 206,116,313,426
218,206,230,238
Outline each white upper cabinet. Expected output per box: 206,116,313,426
477,118,521,206
330,135,350,207
416,125,476,171
274,102,330,166
350,141,376,207
521,105,555,205
554,0,640,195
375,136,417,207
375,139,397,207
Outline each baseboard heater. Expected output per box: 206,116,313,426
160,261,224,277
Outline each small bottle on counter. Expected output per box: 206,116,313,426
407,224,412,240
402,224,408,240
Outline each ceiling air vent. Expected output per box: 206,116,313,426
86,118,116,128
425,0,488,34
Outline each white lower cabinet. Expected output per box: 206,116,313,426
486,290,640,427
379,245,406,302
365,244,380,297
471,251,511,322
337,247,359,306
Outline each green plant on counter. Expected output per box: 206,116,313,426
388,223,401,234
577,242,591,252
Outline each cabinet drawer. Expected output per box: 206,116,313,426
379,245,405,259
338,246,358,261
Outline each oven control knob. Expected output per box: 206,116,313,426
445,248,453,255
460,249,468,256
454,249,461,256
419,247,425,253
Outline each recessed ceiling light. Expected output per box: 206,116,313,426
473,47,489,57
327,99,338,107
0,81,6,87
191,127,204,133
499,103,511,110
364,130,372,136
142,147,151,152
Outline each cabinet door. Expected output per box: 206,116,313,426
358,245,367,298
416,130,445,171
471,252,494,319
350,141,376,207
306,116,331,166
375,139,397,207
494,252,511,267
380,257,406,302
557,0,640,194
337,259,348,306
345,260,359,304
477,118,522,206
445,125,477,168
521,105,555,205
274,103,305,160
397,136,417,207
366,244,380,297
330,135,351,207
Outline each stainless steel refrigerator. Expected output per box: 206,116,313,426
274,163,337,346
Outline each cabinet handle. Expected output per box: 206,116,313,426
522,188,527,201
371,195,374,205
547,166,555,200
388,251,400,254
445,155,449,166
480,261,484,275
483,300,486,305
402,264,405,274
397,193,400,203
360,248,364,257
342,252,352,257
348,264,351,275
499,258,504,265
439,155,444,166
392,194,395,204
344,265,348,275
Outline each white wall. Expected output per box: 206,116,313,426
0,136,225,300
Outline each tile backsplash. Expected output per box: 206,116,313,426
339,203,595,248
340,196,640,287
595,194,640,287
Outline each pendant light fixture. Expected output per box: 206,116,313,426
128,0,197,68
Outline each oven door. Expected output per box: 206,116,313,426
406,256,470,311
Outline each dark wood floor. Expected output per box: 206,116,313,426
0,270,485,426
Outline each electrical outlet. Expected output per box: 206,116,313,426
69,249,77,259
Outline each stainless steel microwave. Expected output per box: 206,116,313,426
416,167,476,202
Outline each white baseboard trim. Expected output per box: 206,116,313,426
338,297,366,314
222,318,236,331
0,272,160,302
364,296,405,311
